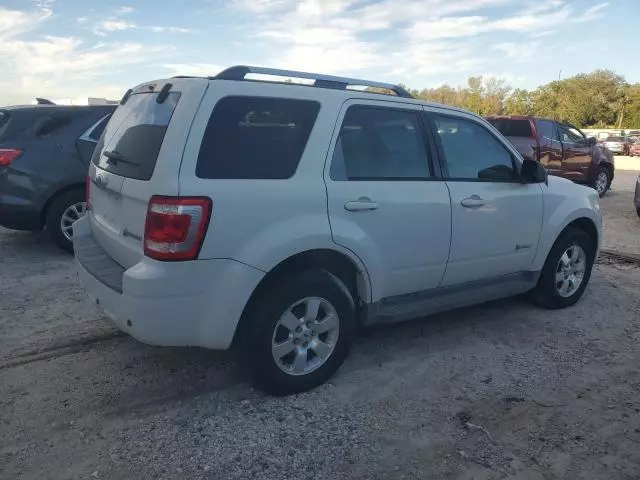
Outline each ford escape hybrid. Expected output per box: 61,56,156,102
75,66,602,395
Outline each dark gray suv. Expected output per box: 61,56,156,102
0,103,115,252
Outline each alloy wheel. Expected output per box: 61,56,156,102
271,296,340,376
60,201,87,241
555,244,587,297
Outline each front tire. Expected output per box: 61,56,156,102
592,166,610,198
241,270,356,396
45,190,86,253
531,227,595,309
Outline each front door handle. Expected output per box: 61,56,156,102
460,195,486,208
344,197,379,212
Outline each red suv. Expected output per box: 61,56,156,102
486,116,615,197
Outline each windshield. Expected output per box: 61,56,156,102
92,92,180,180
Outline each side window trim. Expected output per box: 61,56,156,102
327,101,440,182
424,109,522,183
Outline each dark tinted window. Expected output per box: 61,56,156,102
537,120,557,142
89,114,111,141
196,96,320,179
36,116,72,137
330,106,430,181
0,111,10,142
434,115,515,181
607,136,624,142
93,92,180,181
486,118,532,138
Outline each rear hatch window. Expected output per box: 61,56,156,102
92,92,180,180
487,119,533,138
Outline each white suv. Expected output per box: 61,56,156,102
74,66,602,395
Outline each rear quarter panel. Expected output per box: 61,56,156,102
176,81,375,299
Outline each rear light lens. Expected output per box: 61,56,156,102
85,176,91,210
143,196,212,261
0,149,22,166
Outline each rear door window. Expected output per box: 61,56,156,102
487,119,532,138
92,92,180,181
537,120,558,143
330,105,432,181
196,96,320,179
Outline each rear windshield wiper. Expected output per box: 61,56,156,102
103,150,139,166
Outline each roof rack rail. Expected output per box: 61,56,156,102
211,65,413,98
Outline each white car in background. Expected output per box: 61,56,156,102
603,136,629,155
74,66,602,395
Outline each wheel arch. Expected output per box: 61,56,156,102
563,217,599,252
232,248,371,347
40,182,85,228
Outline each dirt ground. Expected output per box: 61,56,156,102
1,172,639,480
600,168,640,257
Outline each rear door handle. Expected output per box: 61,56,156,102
344,197,379,212
460,195,486,208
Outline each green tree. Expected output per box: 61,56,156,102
505,88,534,115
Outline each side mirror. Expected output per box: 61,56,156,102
520,158,548,184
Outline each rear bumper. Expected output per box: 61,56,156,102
73,216,265,350
0,202,41,231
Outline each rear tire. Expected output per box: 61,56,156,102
531,227,595,309
241,269,356,396
45,189,86,253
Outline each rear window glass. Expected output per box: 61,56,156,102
196,96,320,179
607,136,624,142
0,111,10,142
92,92,180,181
487,119,532,138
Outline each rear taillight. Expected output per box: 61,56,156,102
143,196,212,261
0,149,22,166
85,176,91,210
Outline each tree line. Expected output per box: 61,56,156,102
402,70,640,129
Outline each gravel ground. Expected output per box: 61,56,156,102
1,173,640,480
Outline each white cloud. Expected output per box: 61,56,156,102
493,42,540,60
99,19,136,32
163,63,223,77
150,26,192,33
0,6,171,105
93,19,193,36
116,6,135,15
577,2,609,22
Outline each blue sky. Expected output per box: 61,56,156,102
0,0,637,105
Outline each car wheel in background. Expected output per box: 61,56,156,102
531,227,596,309
45,189,86,253
592,166,610,198
241,269,356,396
